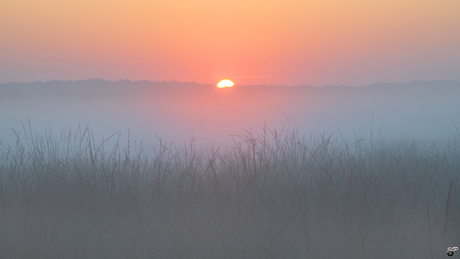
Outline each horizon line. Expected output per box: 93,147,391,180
1,78,459,88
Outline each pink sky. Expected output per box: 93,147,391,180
1,0,459,86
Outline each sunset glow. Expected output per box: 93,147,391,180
1,0,459,255
1,0,459,86
217,79,234,88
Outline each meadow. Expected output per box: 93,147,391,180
0,122,458,258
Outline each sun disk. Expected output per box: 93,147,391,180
217,79,234,88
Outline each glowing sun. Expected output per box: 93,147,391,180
217,79,234,88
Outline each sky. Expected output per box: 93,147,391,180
1,0,459,86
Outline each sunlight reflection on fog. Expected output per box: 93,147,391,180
1,80,459,156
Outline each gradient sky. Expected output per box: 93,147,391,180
1,0,459,86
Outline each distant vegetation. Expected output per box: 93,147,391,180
2,79,460,147
0,123,458,258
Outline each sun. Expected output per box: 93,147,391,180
217,79,234,88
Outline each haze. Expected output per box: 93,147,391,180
1,80,459,258
1,80,459,154
1,0,459,257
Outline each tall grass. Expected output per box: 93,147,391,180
0,123,458,258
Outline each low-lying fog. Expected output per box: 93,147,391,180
1,79,459,154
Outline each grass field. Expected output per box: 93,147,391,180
0,123,459,258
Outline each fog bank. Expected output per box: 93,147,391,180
1,79,459,154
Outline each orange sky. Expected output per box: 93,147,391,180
1,0,459,86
